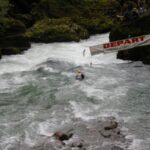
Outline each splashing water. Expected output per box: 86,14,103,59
0,33,150,149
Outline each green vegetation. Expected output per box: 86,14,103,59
110,11,150,41
109,10,150,64
0,18,26,37
72,16,113,34
0,0,9,20
0,0,149,63
26,18,89,42
0,0,118,42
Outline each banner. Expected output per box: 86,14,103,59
90,34,150,55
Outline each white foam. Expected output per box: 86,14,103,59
0,33,128,76
128,138,149,150
0,33,140,149
70,101,99,121
0,135,20,150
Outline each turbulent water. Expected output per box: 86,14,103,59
0,33,150,150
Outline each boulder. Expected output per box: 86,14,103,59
104,120,118,130
117,45,150,64
53,131,73,142
111,146,124,150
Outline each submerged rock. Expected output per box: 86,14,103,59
53,131,73,142
111,146,124,150
103,120,118,130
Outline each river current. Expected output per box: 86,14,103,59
0,33,150,150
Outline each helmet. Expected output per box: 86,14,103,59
75,69,81,73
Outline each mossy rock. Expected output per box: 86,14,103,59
25,18,89,42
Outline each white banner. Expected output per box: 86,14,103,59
90,34,150,55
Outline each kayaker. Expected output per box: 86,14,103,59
75,70,85,81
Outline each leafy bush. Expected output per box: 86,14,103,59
72,15,113,34
26,18,89,42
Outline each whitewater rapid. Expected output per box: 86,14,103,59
0,33,125,74
0,33,150,150
0,33,124,93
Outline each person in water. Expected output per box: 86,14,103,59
75,70,85,80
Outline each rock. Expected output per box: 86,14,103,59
70,139,86,149
53,131,73,142
19,117,129,150
111,146,124,150
143,56,150,64
117,45,150,64
104,121,118,130
100,130,111,138
99,119,124,140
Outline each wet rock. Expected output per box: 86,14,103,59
100,130,111,138
104,121,118,130
27,117,129,150
111,146,124,150
98,118,125,142
117,45,150,65
53,131,73,142
69,139,86,149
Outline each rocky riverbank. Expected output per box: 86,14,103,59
0,0,121,59
18,117,130,150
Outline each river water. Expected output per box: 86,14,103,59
0,33,150,150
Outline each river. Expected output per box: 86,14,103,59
0,33,150,150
